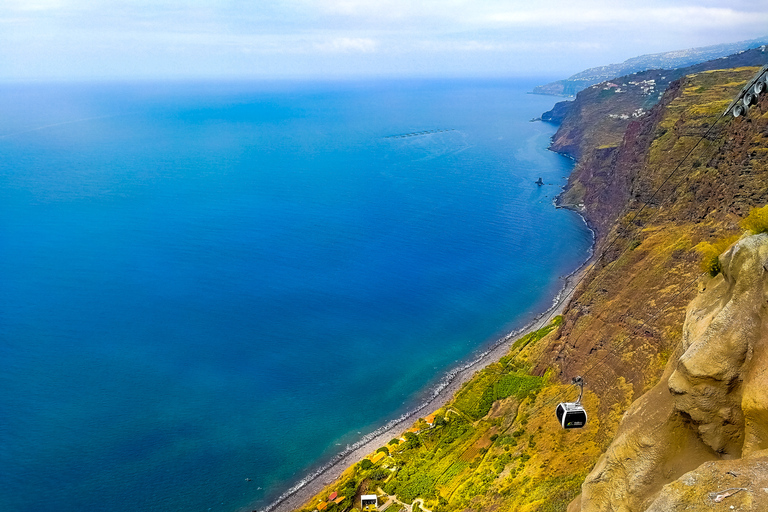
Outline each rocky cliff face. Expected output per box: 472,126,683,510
554,67,768,512
574,233,768,512
549,48,768,244
548,47,768,163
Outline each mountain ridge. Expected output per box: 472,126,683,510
534,37,768,97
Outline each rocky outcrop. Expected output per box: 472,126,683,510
575,234,768,511
542,100,573,124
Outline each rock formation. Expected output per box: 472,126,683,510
573,234,768,512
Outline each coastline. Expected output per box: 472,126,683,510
257,237,595,512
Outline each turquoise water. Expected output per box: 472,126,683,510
0,79,592,512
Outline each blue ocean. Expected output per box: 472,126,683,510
0,79,592,512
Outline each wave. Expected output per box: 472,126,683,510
383,128,455,139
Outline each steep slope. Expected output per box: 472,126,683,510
553,49,768,239
553,70,768,511
578,232,768,512
547,47,768,162
289,67,768,512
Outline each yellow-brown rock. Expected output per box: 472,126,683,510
576,233,768,511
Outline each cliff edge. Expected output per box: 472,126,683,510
574,233,768,512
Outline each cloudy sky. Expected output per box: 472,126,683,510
2,0,767,81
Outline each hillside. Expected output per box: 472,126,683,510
547,47,768,164
533,37,768,97
552,48,768,239
554,66,768,511
286,66,768,512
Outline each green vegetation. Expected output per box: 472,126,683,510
403,431,421,450
495,372,545,401
299,318,573,512
512,315,562,350
696,234,740,276
525,473,589,512
696,204,768,276
741,204,768,234
452,319,560,420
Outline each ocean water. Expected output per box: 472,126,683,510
0,79,592,512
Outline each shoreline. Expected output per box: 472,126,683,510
256,239,595,512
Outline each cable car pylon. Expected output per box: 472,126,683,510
729,65,767,118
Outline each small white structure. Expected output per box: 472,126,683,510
361,494,378,510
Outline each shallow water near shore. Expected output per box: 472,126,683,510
0,78,591,512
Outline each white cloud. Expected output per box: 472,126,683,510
0,0,767,80
313,37,378,53
2,0,65,11
486,6,768,29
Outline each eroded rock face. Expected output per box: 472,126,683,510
645,454,768,512
575,233,768,511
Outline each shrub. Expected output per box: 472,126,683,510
704,254,722,277
741,204,768,234
370,469,390,481
360,459,374,470
695,234,740,276
404,431,421,449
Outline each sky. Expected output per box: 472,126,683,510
1,0,768,81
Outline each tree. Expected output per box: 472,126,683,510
404,431,421,449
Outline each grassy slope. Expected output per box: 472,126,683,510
295,67,768,512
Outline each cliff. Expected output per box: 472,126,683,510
575,232,768,512
548,47,768,160
553,48,768,239
553,66,768,511
289,64,768,512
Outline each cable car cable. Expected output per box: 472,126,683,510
513,270,701,428
537,90,733,335
558,119,734,379
530,69,766,428
557,112,734,378
540,66,767,337
475,68,765,430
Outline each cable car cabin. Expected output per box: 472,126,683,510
556,376,587,429
556,402,587,429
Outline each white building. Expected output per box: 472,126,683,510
361,494,378,510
